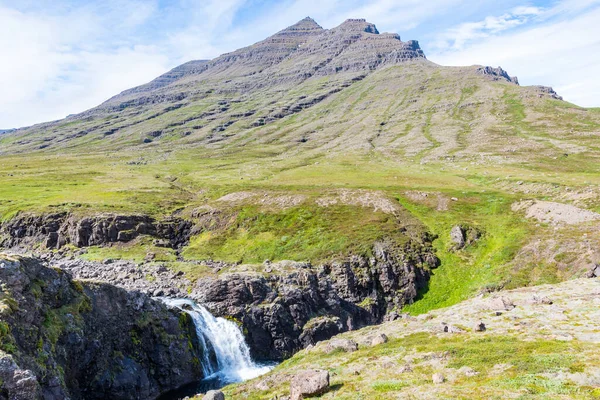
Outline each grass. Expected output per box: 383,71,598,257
399,190,531,314
81,237,178,263
223,332,600,399
183,203,412,264
371,380,409,392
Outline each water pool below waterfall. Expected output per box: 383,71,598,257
157,298,274,399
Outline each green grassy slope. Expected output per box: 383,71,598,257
1,62,599,315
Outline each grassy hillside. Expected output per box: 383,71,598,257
1,62,599,316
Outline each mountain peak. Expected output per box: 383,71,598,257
283,16,324,32
336,18,379,34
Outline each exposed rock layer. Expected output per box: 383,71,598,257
193,240,438,360
1,213,192,250
21,235,438,362
0,254,203,400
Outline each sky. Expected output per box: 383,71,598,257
1,0,599,129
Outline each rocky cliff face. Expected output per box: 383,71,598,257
0,254,203,400
9,232,438,363
1,213,192,250
192,239,438,360
476,65,519,85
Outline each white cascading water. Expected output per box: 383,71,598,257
161,298,272,384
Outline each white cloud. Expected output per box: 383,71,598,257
429,1,600,107
0,3,171,128
328,0,467,31
431,6,543,51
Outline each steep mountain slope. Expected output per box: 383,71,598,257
0,17,427,153
1,16,600,346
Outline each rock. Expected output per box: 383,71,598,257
3,210,439,365
458,366,479,377
450,225,466,249
371,333,388,346
0,355,42,400
398,364,413,373
441,323,465,333
324,338,358,354
192,239,437,360
532,85,563,100
487,296,515,311
587,264,600,278
450,225,482,250
432,373,445,384
48,256,192,299
529,295,553,305
0,212,192,250
383,311,400,321
203,390,225,400
476,66,519,85
290,370,329,400
300,316,344,347
473,321,486,332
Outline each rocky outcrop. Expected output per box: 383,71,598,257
53,257,194,298
0,213,192,250
0,254,203,400
450,224,482,250
532,85,563,100
192,239,438,360
202,390,225,400
476,66,519,85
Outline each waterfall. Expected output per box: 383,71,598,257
161,298,272,384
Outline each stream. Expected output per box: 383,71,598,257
157,298,274,399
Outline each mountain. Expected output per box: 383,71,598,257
1,17,595,168
1,14,599,315
1,17,600,399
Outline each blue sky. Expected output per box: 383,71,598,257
1,0,600,128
